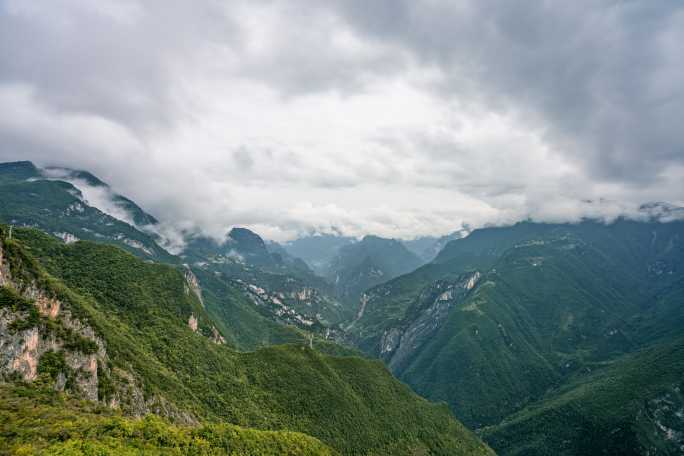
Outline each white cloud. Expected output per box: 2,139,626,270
1,0,682,242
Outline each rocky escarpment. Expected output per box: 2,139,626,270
0,235,195,424
183,266,204,307
236,279,332,329
378,271,481,373
0,243,104,401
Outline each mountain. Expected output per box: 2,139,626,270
0,161,317,346
282,234,356,275
402,228,469,262
182,227,274,267
266,240,315,273
345,219,684,454
326,235,424,308
42,166,160,227
6,158,682,454
0,224,493,455
0,161,172,262
182,228,352,329
185,227,314,277
0,161,349,338
482,336,684,455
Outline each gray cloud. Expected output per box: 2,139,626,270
329,0,684,183
0,1,241,131
0,0,682,241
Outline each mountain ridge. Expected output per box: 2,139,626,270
0,224,494,455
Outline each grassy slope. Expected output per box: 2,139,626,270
0,384,336,456
3,226,493,456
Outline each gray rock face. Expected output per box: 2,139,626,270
379,271,481,374
0,261,104,401
0,239,196,424
183,266,204,307
639,386,684,453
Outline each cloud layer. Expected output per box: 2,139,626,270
1,0,683,241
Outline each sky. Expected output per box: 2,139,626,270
1,0,683,242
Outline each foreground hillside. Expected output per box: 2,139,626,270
0,225,493,455
0,384,335,455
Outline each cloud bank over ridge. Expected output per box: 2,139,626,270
1,0,682,241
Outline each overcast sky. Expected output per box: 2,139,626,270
1,0,683,241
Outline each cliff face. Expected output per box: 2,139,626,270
0,243,103,401
0,235,195,423
183,266,204,307
377,271,481,373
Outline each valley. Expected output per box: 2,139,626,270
1,161,682,455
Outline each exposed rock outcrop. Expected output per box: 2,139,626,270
0,237,193,420
377,271,481,373
188,314,198,332
183,266,204,307
211,326,226,345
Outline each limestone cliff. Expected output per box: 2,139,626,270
0,234,195,424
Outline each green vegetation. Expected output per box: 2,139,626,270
482,337,684,455
0,225,493,455
0,161,174,263
0,384,336,455
0,283,97,354
193,266,359,355
190,266,308,350
184,228,353,329
326,235,424,308
0,160,349,347
347,220,684,454
1,286,40,331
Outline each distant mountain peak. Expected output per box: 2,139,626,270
0,160,40,181
639,201,684,221
42,166,109,188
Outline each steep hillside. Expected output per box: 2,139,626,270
42,166,160,227
345,219,684,454
183,227,352,328
0,161,173,262
282,234,356,275
0,161,348,342
0,384,336,455
483,337,684,456
0,225,493,456
186,265,311,350
327,235,424,308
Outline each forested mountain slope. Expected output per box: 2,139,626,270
0,161,173,262
0,225,493,455
326,235,424,309
0,160,350,347
345,219,684,454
